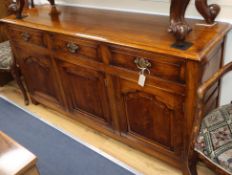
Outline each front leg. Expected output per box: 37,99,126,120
169,0,192,42
195,0,220,24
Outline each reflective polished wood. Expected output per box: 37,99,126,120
0,5,231,174
1,5,230,60
0,131,39,175
13,0,221,42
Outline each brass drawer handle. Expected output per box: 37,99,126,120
66,42,79,53
21,32,30,42
134,57,151,70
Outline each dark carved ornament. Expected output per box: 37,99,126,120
169,0,221,44
168,0,192,42
11,0,221,47
195,0,221,24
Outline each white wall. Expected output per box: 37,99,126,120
36,0,232,104
37,0,232,21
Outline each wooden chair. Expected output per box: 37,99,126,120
0,41,29,105
184,61,232,175
0,1,29,105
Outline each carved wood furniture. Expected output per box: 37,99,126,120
195,0,221,24
184,62,232,175
12,0,221,44
169,0,221,43
0,131,40,175
0,5,231,174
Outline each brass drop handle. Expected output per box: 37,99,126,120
134,57,151,70
21,32,30,42
66,42,79,53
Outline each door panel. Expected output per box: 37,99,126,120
57,60,111,125
16,47,62,106
117,78,184,153
124,91,172,147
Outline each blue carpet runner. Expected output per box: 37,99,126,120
0,97,137,175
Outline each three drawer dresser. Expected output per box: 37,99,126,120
1,4,231,173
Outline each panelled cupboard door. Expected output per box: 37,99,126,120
57,60,112,127
15,47,63,107
115,78,184,154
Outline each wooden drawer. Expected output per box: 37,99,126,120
109,47,186,84
52,34,101,62
7,25,46,48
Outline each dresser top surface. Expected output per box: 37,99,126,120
1,5,231,61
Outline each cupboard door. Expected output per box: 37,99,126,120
57,60,111,126
16,47,62,106
116,79,184,153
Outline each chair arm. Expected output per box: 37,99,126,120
197,61,232,100
186,61,232,164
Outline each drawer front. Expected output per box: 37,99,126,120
109,47,186,84
52,34,101,62
7,25,46,48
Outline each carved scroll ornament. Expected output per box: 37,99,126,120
169,0,220,44
195,0,220,24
